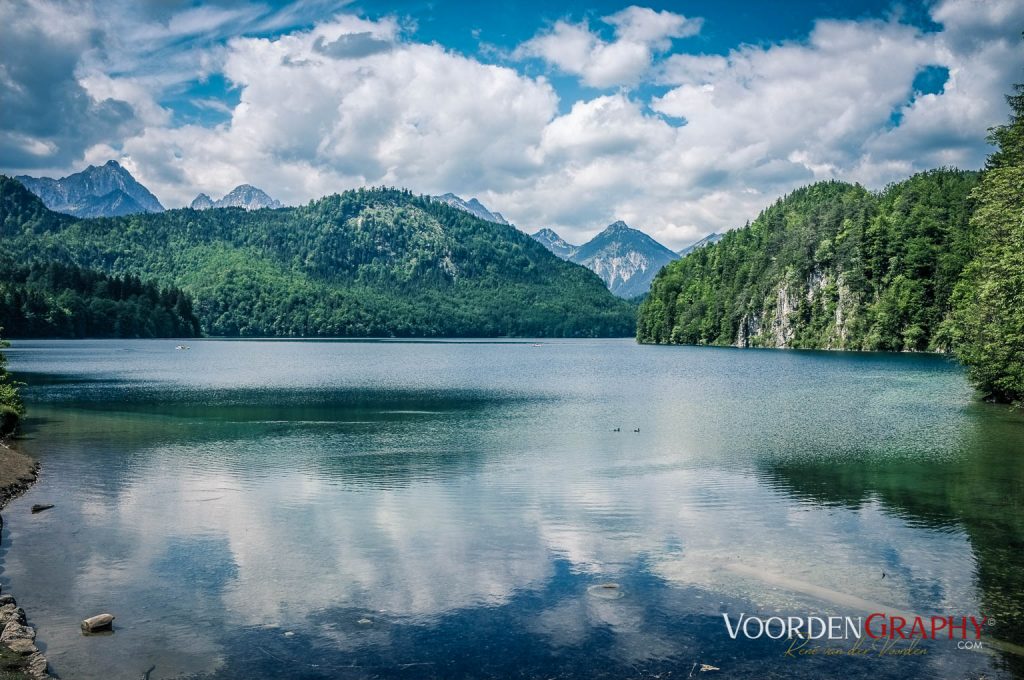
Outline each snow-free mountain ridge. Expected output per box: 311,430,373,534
678,232,724,256
531,228,578,260
532,221,679,298
191,185,282,211
433,193,509,225
16,160,164,218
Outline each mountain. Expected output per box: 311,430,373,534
531,228,578,260
433,193,508,225
568,221,679,299
191,184,282,210
0,177,635,338
190,193,215,210
15,160,164,218
637,170,980,352
677,232,723,257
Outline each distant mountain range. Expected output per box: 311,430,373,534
191,185,282,211
433,195,679,298
14,161,285,217
15,160,164,218
14,163,703,300
531,222,679,298
531,228,578,260
678,232,723,256
433,193,508,225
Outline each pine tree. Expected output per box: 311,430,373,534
0,329,24,436
949,84,1024,404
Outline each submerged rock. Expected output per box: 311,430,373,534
586,583,624,600
81,613,115,633
30,504,54,514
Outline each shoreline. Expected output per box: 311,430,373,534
0,440,51,679
0,443,39,510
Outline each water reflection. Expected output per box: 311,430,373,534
759,402,1024,677
1,340,1021,679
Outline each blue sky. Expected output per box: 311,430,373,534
1,0,1021,247
169,0,948,124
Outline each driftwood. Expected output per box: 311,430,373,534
81,614,115,633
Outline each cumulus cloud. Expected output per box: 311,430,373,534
0,1,143,169
0,0,1020,248
118,17,559,207
514,6,701,88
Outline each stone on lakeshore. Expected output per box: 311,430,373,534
0,594,15,605
0,604,26,625
6,637,38,655
81,613,115,633
1,622,35,642
25,651,48,677
30,504,54,514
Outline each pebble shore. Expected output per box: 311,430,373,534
0,442,51,679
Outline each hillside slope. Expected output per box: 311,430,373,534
0,178,635,338
637,170,979,351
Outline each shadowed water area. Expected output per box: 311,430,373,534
2,339,1023,679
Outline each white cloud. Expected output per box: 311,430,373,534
514,6,701,88
117,18,559,207
1,1,1021,249
604,5,702,46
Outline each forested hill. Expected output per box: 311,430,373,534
0,177,636,338
637,169,979,352
0,257,200,339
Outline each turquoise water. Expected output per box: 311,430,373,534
2,339,1023,679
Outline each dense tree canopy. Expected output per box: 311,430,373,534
0,179,635,338
947,84,1024,404
0,257,200,339
637,170,979,352
0,331,22,436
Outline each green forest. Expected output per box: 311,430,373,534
637,170,978,351
0,258,200,339
0,332,21,436
638,86,1024,404
0,180,635,339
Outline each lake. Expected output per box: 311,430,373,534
2,339,1023,679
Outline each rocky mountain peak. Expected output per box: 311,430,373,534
191,185,283,211
15,160,164,217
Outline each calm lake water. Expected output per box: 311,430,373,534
3,339,1023,679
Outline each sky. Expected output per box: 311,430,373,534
1,0,1022,248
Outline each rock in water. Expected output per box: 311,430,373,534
30,504,54,514
81,614,115,633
